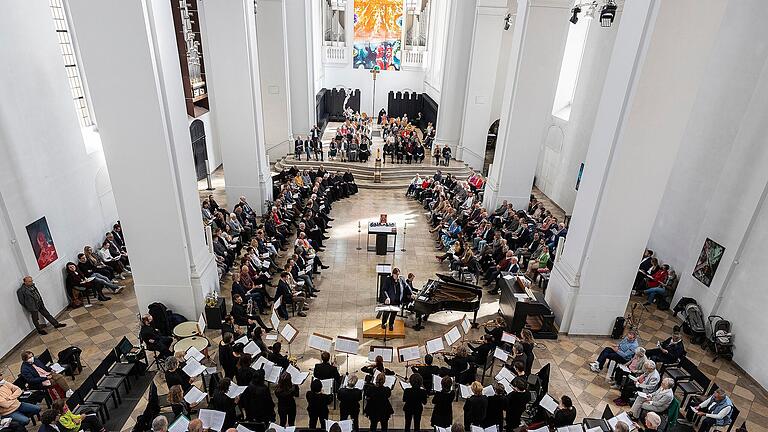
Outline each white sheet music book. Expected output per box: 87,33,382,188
320,378,335,395
493,347,509,362
482,385,495,396
204,366,218,375
619,364,631,373
235,335,249,345
498,378,513,394
609,412,635,431
586,427,603,432
432,374,443,392
182,359,206,377
397,345,421,362
472,426,498,432
266,365,283,384
444,326,462,346
368,346,394,362
436,427,450,432
425,337,445,354
501,332,516,344
273,296,282,311
225,384,247,398
251,355,272,371
539,394,559,414
495,366,514,383
503,274,515,280
399,380,411,390
376,264,392,273
459,384,472,399
185,346,205,363
243,341,261,356
197,313,206,334
184,386,207,405
557,425,583,432
198,409,226,432
309,333,334,352
281,323,299,343
286,364,309,385
528,426,550,432
267,423,296,432
384,375,396,389
375,305,401,312
342,374,365,390
637,391,649,399
50,363,65,374
271,310,280,331
168,415,190,432
461,315,472,334
335,336,360,355
326,419,353,432
266,332,279,341
237,425,254,432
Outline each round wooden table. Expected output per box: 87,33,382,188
173,336,210,355
173,321,201,338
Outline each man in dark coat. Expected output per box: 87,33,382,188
16,276,65,335
379,268,412,331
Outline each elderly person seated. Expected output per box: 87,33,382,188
646,330,686,365
644,412,662,432
611,347,647,388
629,377,674,421
616,360,660,406
20,351,72,397
590,330,639,372
689,389,734,432
0,371,41,425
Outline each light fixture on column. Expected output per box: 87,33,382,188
569,6,581,24
600,1,617,27
583,1,598,20
503,13,512,30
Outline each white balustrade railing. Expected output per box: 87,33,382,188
323,45,347,64
402,49,426,69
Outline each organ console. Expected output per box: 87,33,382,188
408,274,482,326
498,273,558,339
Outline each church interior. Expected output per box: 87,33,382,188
1,1,767,432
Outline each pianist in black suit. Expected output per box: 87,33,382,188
379,268,412,331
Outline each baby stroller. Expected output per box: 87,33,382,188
704,315,734,361
681,302,707,345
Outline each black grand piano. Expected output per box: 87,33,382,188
499,272,558,339
409,274,483,325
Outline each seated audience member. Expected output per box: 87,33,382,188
97,241,128,276
617,361,660,406
614,422,630,432
0,372,41,425
313,352,341,387
463,381,488,430
690,389,734,432
590,330,639,372
64,262,112,303
633,258,660,295
642,264,671,301
630,377,674,421
20,351,71,396
139,314,173,358
646,330,686,364
275,272,306,318
644,412,662,432
552,395,577,427
612,347,647,388
38,410,60,432
76,253,116,285
506,378,530,431
83,246,122,280
231,294,272,332
411,354,440,393
633,250,655,292
306,379,333,430
338,374,363,431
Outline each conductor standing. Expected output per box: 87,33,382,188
379,267,412,331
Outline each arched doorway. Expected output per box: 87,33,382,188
190,119,208,181
483,119,500,176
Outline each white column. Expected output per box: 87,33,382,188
199,0,273,211
255,0,293,161
433,0,476,153
482,0,571,210
548,12,621,213
285,0,317,134
456,1,508,171
545,0,727,335
67,0,219,319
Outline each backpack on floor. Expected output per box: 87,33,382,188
611,317,626,339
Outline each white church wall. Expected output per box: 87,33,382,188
0,1,118,355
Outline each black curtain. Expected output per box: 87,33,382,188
189,119,207,181
385,91,439,132
324,88,360,121
316,88,329,131
421,93,438,132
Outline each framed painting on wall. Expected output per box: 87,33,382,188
692,237,725,287
26,216,58,270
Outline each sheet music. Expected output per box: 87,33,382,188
50,363,65,374
498,378,513,394
461,315,471,334
266,365,282,384
619,364,631,373
182,359,206,377
636,391,649,399
376,264,392,273
528,426,550,432
273,296,282,311
368,346,394,362
399,380,411,390
609,412,635,431
501,332,516,344
184,386,207,404
374,305,401,312
198,313,206,333
539,394,559,414
204,366,218,375
444,326,462,346
237,425,254,432
168,415,190,432
281,323,298,343
482,385,495,396
342,374,365,390
243,341,261,356
556,425,583,432
436,427,450,432
384,375,396,388
185,346,205,363
335,336,360,355
471,426,498,432
286,364,309,385
225,384,247,398
398,345,421,362
326,419,353,432
309,333,334,352
432,374,443,392
495,366,514,383
459,384,472,399
425,337,445,354
586,427,603,432
503,274,515,280
320,378,334,395
266,333,279,341
235,335,249,345
271,311,280,331
198,409,226,432
493,347,509,362
267,423,296,432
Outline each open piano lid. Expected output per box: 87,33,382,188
434,273,483,294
